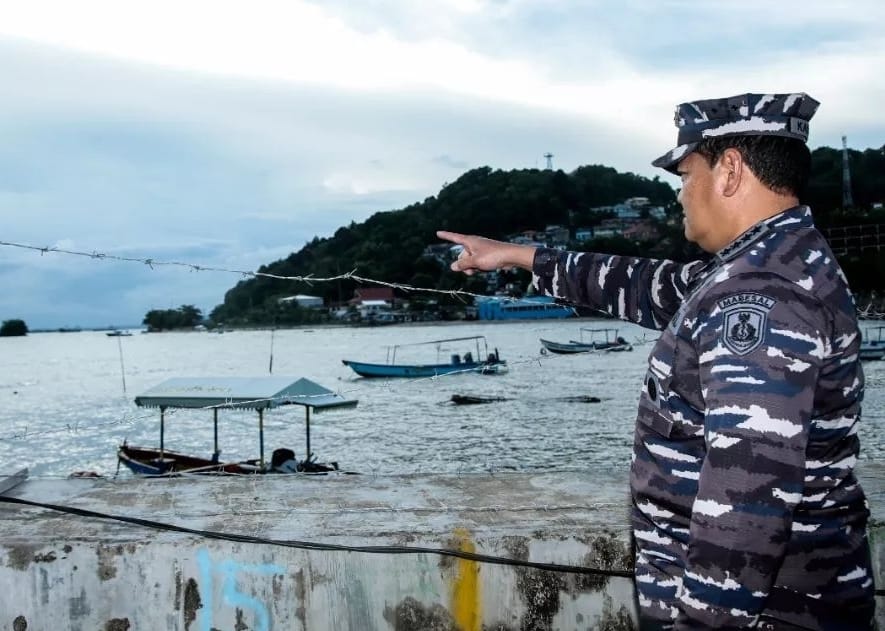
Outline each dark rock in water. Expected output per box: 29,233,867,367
450,394,509,405
559,395,602,403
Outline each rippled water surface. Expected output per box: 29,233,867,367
3,319,885,478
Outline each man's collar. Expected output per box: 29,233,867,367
715,206,812,263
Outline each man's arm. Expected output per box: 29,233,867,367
531,248,702,330
436,230,700,329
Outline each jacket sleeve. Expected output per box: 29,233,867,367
675,272,826,630
531,247,703,330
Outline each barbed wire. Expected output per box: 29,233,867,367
0,239,498,303
858,304,885,320
0,411,148,442
6,237,883,321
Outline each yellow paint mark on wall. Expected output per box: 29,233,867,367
451,527,481,631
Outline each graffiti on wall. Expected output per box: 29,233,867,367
196,549,285,631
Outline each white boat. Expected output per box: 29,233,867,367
539,328,633,355
342,335,506,378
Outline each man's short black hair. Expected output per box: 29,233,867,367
694,135,811,198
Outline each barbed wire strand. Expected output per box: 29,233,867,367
5,238,885,318
0,240,493,302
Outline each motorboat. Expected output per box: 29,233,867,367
539,328,633,355
343,335,506,378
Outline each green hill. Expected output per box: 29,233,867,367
208,146,885,326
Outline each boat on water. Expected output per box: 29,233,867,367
539,328,633,355
475,295,575,320
118,376,357,476
860,325,885,361
106,329,133,337
342,335,506,378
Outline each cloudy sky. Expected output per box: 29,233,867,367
1,0,884,329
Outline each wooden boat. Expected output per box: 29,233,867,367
539,328,633,355
860,325,885,361
342,335,506,378
118,376,357,476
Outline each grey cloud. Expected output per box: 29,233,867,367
1,12,883,329
432,155,471,170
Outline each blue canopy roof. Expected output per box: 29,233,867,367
134,377,357,411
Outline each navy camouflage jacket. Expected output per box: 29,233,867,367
532,206,874,630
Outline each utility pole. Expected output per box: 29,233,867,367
842,135,854,208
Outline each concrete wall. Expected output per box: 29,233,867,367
1,466,883,630
0,472,636,631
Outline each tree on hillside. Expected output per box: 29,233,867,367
143,305,203,331
0,319,28,336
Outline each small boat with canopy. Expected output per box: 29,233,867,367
118,376,357,476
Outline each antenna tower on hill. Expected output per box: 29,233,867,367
543,152,554,170
842,135,854,208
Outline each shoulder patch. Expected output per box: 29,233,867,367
717,293,776,356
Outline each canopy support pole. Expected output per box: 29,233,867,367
213,408,219,462
305,406,312,462
160,407,166,458
259,408,265,468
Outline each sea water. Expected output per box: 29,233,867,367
2,318,884,479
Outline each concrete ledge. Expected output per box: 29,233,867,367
1,466,883,630
0,471,636,631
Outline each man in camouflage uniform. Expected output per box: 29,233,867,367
438,93,874,629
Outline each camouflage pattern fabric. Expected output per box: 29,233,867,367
652,93,820,172
532,206,874,630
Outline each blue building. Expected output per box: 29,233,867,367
476,296,575,320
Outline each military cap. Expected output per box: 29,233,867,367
652,92,820,172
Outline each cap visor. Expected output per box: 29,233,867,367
651,142,697,173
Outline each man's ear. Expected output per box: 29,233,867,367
717,147,743,197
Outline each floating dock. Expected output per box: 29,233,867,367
1,466,883,630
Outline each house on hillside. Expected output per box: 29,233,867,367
544,225,570,246
575,228,594,243
593,218,625,238
421,243,454,265
623,221,661,242
350,287,396,307
278,294,324,309
612,203,641,220
349,287,397,317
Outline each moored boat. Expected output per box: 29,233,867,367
539,328,632,355
342,335,506,378
118,376,357,476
